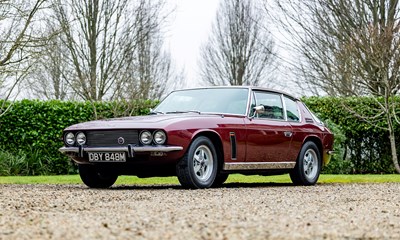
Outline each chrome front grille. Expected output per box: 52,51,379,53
86,130,138,147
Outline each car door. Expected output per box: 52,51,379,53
283,96,305,162
245,91,293,162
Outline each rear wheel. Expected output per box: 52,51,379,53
290,142,321,186
78,164,118,188
176,136,218,189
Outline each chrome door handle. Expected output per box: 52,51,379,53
284,131,293,137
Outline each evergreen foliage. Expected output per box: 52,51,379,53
0,97,398,175
303,97,399,173
0,100,157,175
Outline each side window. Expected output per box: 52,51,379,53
254,92,284,120
284,97,301,122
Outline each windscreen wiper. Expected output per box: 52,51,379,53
149,111,165,115
166,110,201,114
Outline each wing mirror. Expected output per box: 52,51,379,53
250,105,265,119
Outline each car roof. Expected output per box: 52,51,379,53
173,86,300,101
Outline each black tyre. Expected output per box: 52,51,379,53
78,164,118,188
211,173,229,188
290,141,321,186
176,136,218,189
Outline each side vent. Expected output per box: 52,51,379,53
230,132,237,160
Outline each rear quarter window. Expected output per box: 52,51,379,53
284,97,301,122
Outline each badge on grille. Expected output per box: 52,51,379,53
117,137,125,145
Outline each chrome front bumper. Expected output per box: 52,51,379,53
59,145,183,158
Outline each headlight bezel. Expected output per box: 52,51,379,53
140,130,153,145
65,132,75,146
153,130,167,145
76,132,87,146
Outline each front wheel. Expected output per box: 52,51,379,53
290,142,321,186
212,173,229,188
176,136,218,189
78,164,118,188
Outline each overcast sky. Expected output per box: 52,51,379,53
166,0,220,88
165,0,300,96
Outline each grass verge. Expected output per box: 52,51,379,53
0,174,399,185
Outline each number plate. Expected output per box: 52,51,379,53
88,152,126,162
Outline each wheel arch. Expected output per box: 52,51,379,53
303,136,324,165
192,130,224,171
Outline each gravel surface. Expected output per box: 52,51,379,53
1,182,400,240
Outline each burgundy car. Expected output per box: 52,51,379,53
59,87,334,189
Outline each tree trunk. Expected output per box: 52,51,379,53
388,117,400,173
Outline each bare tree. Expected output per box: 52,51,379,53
123,2,183,100
273,0,400,173
270,0,400,96
199,0,276,86
43,0,178,102
49,0,140,101
0,0,47,115
27,22,74,100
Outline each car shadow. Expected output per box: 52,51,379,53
223,182,294,188
104,182,295,190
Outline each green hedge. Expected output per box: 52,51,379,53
0,100,157,175
0,97,399,175
303,96,399,174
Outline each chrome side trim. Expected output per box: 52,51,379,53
223,162,296,171
59,145,183,154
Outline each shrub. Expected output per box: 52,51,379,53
0,99,157,175
0,96,398,175
0,147,52,176
303,96,399,173
321,119,353,174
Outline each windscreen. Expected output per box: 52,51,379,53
154,88,249,115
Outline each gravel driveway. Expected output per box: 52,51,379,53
1,182,399,239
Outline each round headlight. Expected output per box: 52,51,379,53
153,130,166,145
65,132,75,146
140,130,153,145
76,132,86,145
